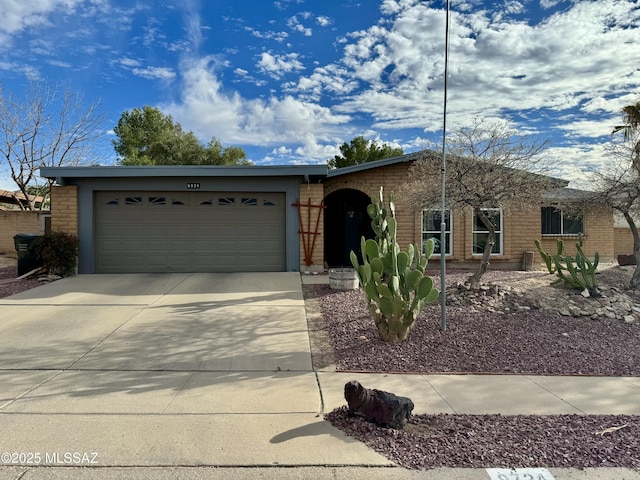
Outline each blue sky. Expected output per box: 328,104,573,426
1,0,639,191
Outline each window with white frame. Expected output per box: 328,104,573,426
541,207,583,235
422,209,451,255
472,208,502,255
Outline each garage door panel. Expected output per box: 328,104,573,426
95,191,286,273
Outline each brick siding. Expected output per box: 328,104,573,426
50,186,78,235
297,183,325,271
528,209,615,264
614,227,635,258
0,211,50,258
324,162,616,270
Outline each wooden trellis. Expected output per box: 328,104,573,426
293,197,325,266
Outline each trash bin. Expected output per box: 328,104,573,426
13,234,42,276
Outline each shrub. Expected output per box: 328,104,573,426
33,231,79,277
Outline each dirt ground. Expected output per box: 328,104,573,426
0,255,16,267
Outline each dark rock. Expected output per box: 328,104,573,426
618,254,637,266
344,380,414,429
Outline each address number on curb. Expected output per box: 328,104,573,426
486,468,555,480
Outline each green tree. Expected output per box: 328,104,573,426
613,101,640,141
328,136,403,169
601,100,640,288
612,101,640,167
113,106,249,166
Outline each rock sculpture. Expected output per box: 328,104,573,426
344,380,414,429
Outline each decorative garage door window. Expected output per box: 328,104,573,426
101,194,280,208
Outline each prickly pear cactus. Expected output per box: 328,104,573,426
350,188,439,343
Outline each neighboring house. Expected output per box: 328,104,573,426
0,190,46,210
40,153,622,274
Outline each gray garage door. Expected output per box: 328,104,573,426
95,191,286,273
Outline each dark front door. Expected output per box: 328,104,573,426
324,189,374,267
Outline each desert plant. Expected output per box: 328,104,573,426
534,235,600,297
350,187,439,343
32,231,79,277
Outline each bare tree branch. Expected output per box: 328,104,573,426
0,82,105,211
408,117,556,287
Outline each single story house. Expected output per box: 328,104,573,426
40,152,629,274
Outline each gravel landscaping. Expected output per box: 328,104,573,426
309,266,640,470
0,264,43,298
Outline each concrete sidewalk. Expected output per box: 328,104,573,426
0,272,638,479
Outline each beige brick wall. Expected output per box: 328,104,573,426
614,227,634,258
537,210,615,263
0,211,49,258
297,183,325,271
324,162,616,270
50,185,78,236
324,163,417,248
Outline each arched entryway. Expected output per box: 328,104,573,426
324,188,374,267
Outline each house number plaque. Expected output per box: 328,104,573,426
486,468,555,480
187,183,200,189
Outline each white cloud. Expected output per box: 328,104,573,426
257,52,305,79
274,0,304,11
271,145,292,155
296,0,640,142
132,66,176,80
316,16,331,27
119,57,142,68
0,0,86,46
287,15,312,36
245,26,289,42
540,0,564,8
162,57,351,151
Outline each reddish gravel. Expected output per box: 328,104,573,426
326,409,640,470
314,268,640,470
315,275,640,376
0,266,42,298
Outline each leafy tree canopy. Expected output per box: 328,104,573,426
112,106,249,166
328,136,403,169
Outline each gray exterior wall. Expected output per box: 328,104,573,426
69,176,304,273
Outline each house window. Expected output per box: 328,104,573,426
472,208,502,255
541,207,583,235
422,209,451,255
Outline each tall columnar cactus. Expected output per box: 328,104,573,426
350,187,439,343
534,235,600,297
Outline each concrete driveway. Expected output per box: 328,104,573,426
0,273,391,468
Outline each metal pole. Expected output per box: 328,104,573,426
440,0,451,332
